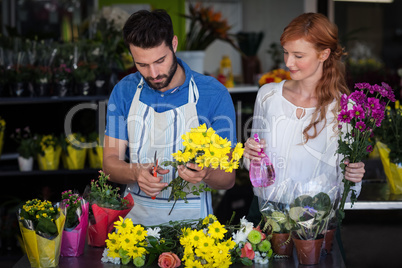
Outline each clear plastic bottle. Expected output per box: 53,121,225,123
249,134,275,187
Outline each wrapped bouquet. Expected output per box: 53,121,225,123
60,190,89,257
84,170,134,247
18,199,66,267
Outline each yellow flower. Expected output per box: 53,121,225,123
202,214,217,225
184,258,203,268
132,225,147,242
127,245,147,259
106,232,120,249
188,229,205,248
114,216,134,234
208,221,227,240
108,247,121,259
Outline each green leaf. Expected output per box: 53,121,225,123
37,218,57,236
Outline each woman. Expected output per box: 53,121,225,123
244,13,365,222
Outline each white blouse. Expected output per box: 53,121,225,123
245,80,361,204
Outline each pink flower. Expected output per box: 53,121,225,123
158,252,181,268
366,145,373,153
351,105,365,119
240,242,255,260
338,110,351,123
355,121,366,132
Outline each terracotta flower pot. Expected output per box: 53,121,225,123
322,228,337,254
271,233,293,257
293,237,324,265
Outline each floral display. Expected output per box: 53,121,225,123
374,100,402,194
258,68,291,87
36,134,62,170
60,132,87,170
161,124,244,214
84,170,134,247
337,82,396,222
101,214,272,267
60,190,89,257
18,199,65,267
231,216,273,265
10,126,37,159
52,63,72,82
180,3,239,51
375,100,402,164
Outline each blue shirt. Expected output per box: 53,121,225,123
105,58,237,145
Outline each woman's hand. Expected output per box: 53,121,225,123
243,137,267,161
344,159,365,183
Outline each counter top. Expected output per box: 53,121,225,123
13,240,345,268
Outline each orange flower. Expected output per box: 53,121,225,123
258,68,291,87
240,242,255,260
158,252,181,268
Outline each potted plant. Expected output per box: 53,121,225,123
52,63,72,97
288,192,333,265
177,3,240,74
262,208,294,257
10,126,37,171
374,100,402,194
33,65,52,96
60,190,89,257
72,61,96,96
17,199,66,267
36,134,62,171
83,170,134,247
60,132,87,170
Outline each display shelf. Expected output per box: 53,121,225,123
0,95,109,105
227,85,259,94
0,168,100,177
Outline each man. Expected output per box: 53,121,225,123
103,9,237,225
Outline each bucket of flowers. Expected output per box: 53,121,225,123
60,190,89,257
374,100,402,194
84,170,134,247
17,199,66,267
36,134,62,171
61,132,87,170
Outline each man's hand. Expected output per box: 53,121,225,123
135,164,170,197
177,162,209,184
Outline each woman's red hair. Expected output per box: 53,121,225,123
280,13,349,142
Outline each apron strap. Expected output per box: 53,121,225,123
188,76,199,104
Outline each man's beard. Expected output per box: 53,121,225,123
144,55,178,90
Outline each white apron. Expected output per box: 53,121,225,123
125,77,213,225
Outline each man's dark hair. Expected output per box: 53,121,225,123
123,9,174,50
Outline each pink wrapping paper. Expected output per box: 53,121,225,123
87,194,134,247
61,202,89,257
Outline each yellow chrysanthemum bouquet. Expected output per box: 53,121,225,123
161,124,244,214
18,199,66,267
101,214,236,268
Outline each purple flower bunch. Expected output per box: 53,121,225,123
337,82,396,222
61,190,83,229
